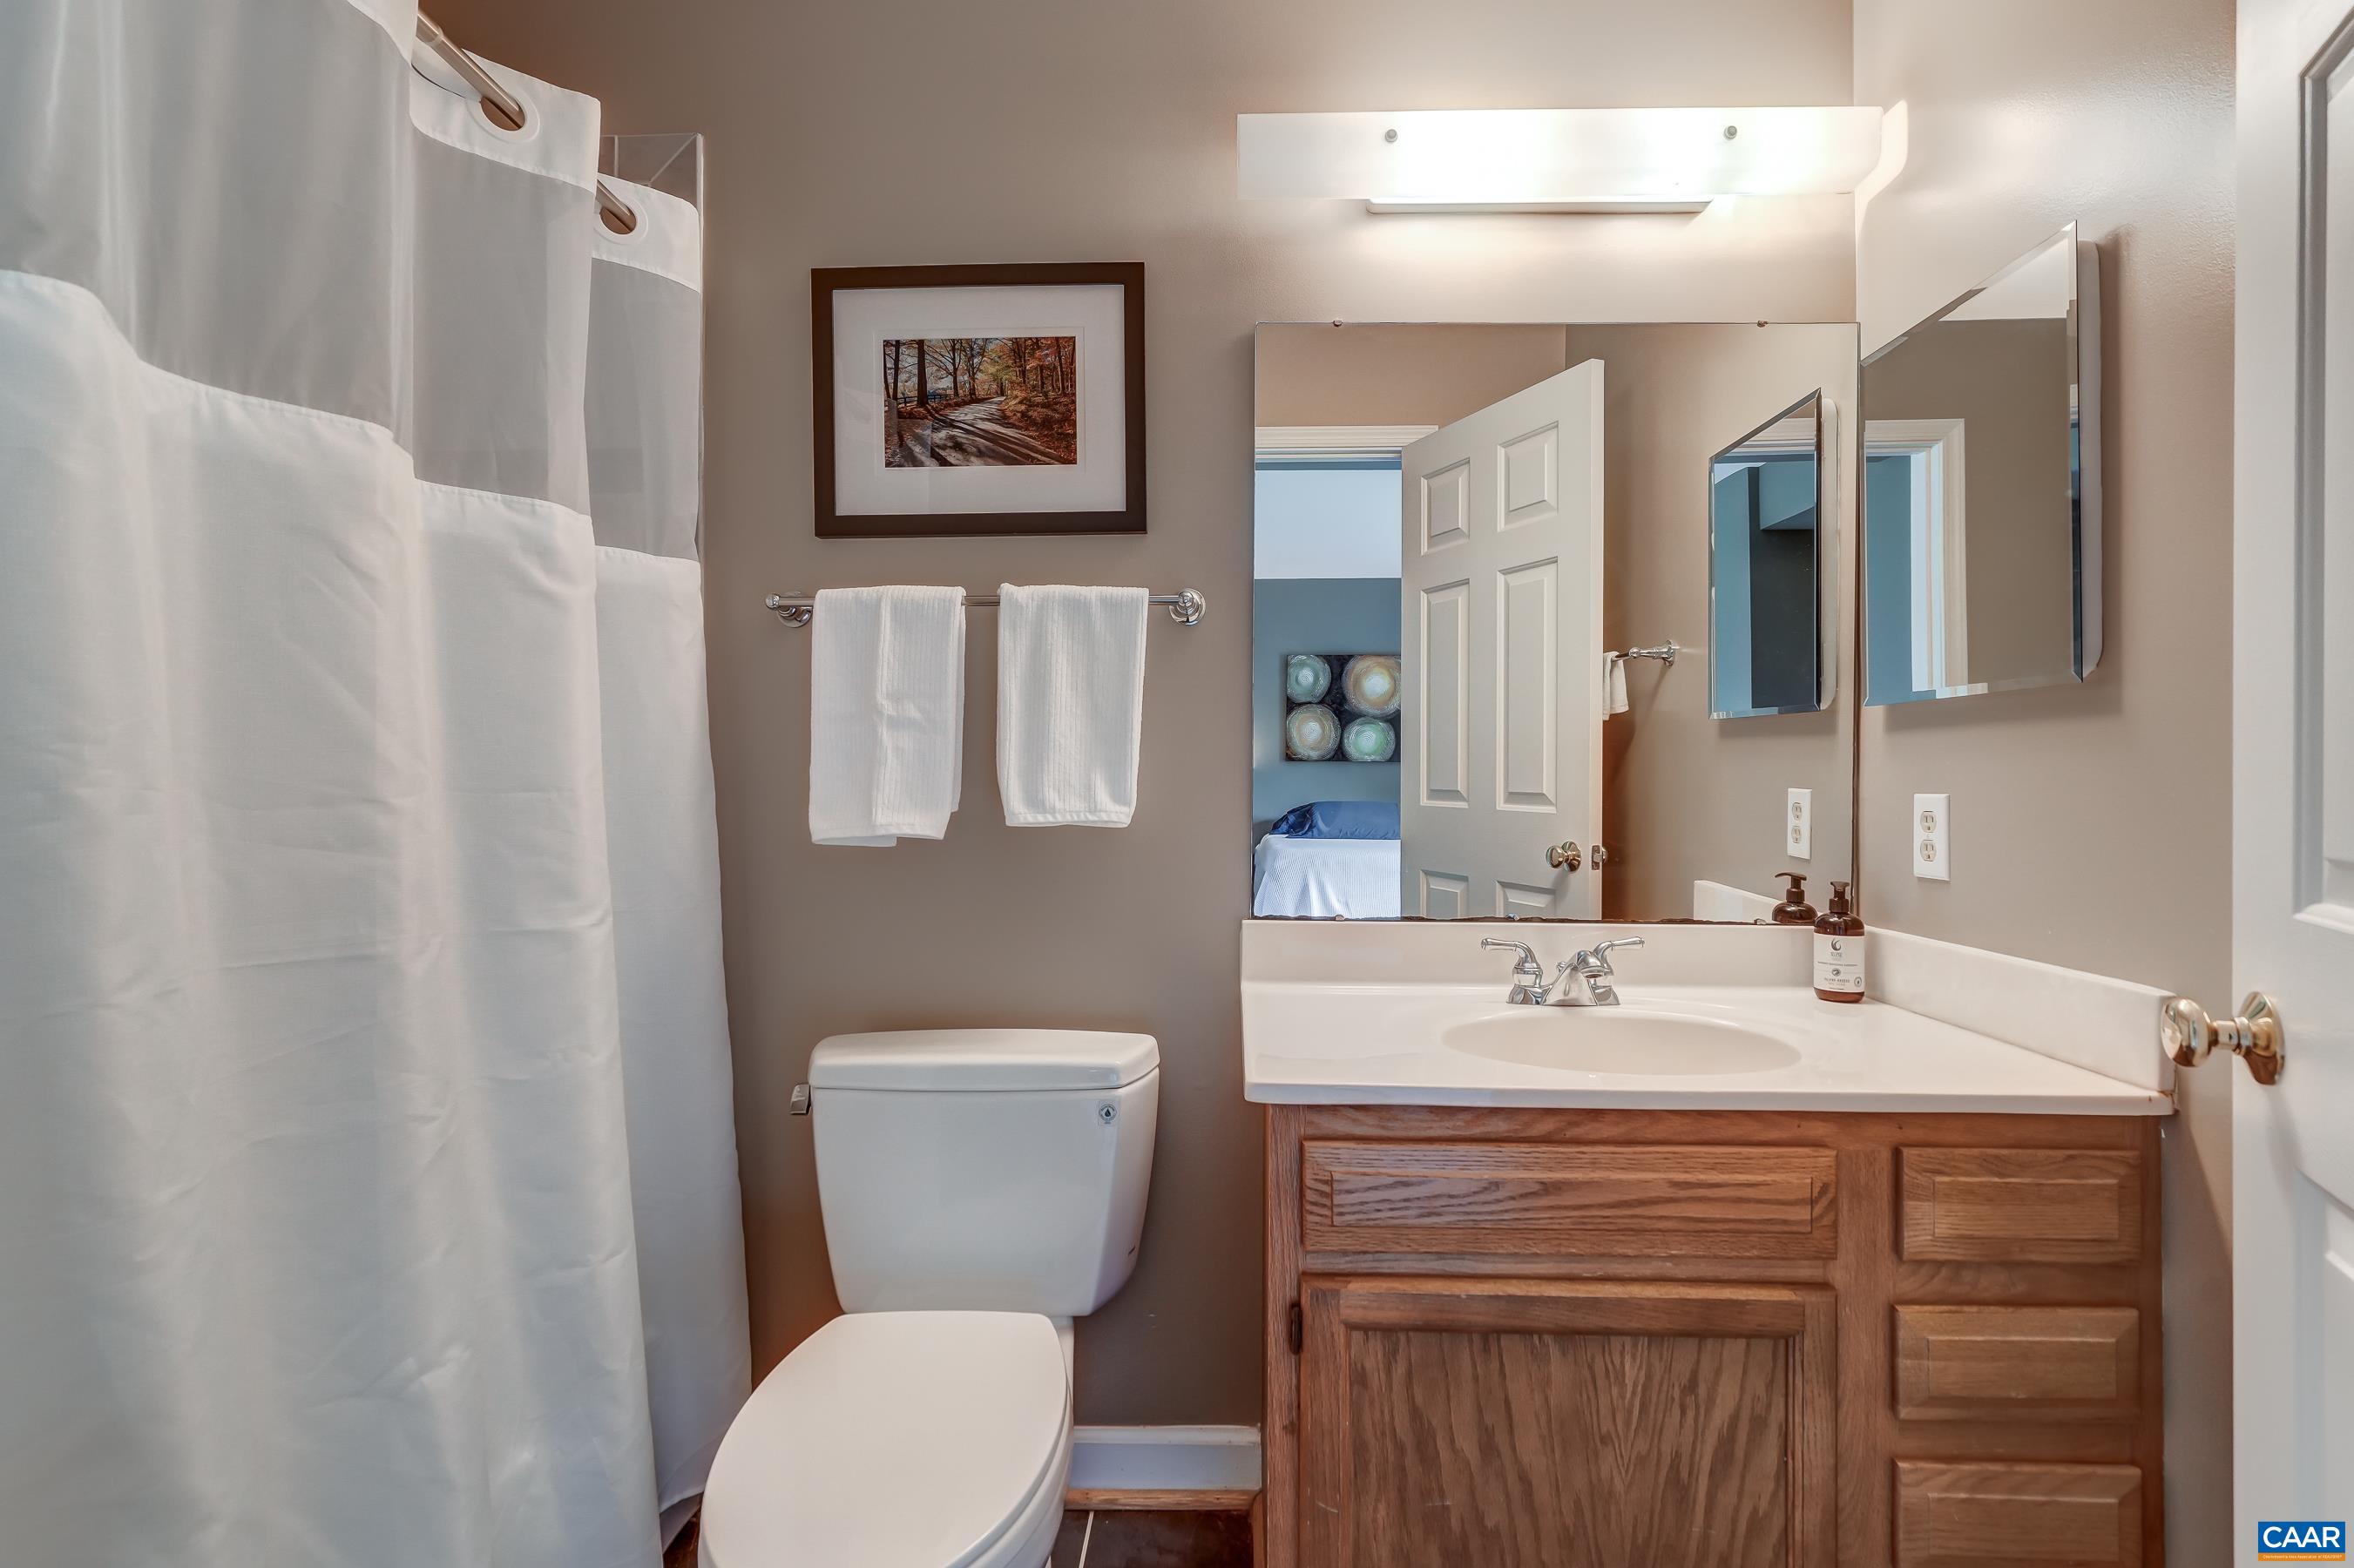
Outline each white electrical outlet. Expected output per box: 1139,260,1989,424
1787,788,1812,860
1913,793,1951,881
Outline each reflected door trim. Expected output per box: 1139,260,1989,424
1255,424,1438,462
1865,416,1970,692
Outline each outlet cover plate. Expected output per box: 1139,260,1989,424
1913,793,1951,881
1787,788,1812,861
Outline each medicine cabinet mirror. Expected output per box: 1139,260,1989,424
1861,224,2101,705
1710,389,1831,719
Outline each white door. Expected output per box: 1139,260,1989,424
1398,362,1604,919
2236,0,2354,1554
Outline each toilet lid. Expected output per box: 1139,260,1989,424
702,1311,1069,1568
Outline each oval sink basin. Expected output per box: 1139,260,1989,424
1443,1007,1803,1077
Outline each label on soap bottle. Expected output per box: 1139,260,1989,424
1814,932,1865,995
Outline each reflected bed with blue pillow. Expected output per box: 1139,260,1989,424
1253,801,1402,918
1270,800,1398,841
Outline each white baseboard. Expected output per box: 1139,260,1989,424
1066,1424,1261,1504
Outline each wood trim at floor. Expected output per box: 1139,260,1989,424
1065,1488,1262,1512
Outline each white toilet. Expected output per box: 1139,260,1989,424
700,1028,1160,1568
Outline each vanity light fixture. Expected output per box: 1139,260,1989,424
1236,107,1884,213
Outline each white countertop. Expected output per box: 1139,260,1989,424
1242,980,2173,1114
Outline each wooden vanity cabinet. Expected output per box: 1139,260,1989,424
1262,1105,2165,1568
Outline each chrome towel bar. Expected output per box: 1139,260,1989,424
763,589,1207,629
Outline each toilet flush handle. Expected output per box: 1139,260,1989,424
790,1083,811,1116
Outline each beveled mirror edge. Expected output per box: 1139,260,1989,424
1857,221,2082,370
2076,232,2104,679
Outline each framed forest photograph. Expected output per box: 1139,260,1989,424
813,262,1147,537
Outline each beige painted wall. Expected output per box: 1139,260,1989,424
1257,321,1860,916
438,0,1856,1425
1852,0,2235,1558
1255,322,1573,428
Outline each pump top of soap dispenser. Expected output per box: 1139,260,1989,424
1771,872,1816,925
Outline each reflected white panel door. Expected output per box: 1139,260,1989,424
1398,362,1603,919
2236,0,2354,1553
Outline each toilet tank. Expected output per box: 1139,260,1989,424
808,1029,1159,1316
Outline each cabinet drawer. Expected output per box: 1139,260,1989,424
1898,1147,2143,1262
1301,1139,1837,1258
1893,1305,2141,1421
1894,1461,2141,1567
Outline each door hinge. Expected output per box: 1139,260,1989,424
1288,1301,1303,1354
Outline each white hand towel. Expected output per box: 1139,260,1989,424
1603,652,1630,716
996,584,1149,827
808,585,966,846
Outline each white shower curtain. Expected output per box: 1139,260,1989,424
0,3,748,1564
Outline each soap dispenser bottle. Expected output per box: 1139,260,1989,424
1814,881,1866,1003
1770,872,1816,925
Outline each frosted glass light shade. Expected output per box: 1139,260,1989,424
1237,108,1884,213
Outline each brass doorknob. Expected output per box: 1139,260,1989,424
1547,841,1582,872
2161,992,2284,1085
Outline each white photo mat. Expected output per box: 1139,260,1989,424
829,283,1128,517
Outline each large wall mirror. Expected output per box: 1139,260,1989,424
1861,224,2100,703
1253,322,1859,923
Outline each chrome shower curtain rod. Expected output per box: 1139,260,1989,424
415,11,640,234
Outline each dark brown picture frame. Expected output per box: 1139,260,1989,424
812,262,1147,537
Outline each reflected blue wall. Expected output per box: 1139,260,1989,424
1864,452,1936,706
1250,578,1401,826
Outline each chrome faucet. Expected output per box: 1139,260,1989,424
1552,937,1645,1006
1480,938,1552,1005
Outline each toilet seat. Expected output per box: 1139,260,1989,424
700,1311,1071,1568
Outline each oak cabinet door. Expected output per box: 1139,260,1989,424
1297,1275,1836,1568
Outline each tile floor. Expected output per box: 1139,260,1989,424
664,1509,1254,1567
1051,1510,1255,1567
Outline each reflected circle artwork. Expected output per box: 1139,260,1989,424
1282,652,1398,763
1284,653,1334,705
1284,703,1342,760
1343,716,1397,763
1341,654,1401,717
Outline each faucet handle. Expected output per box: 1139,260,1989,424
1571,936,1646,975
1481,936,1542,973
1483,936,1548,1005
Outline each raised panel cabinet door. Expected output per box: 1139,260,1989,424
1297,1275,1835,1568
1397,362,1604,918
